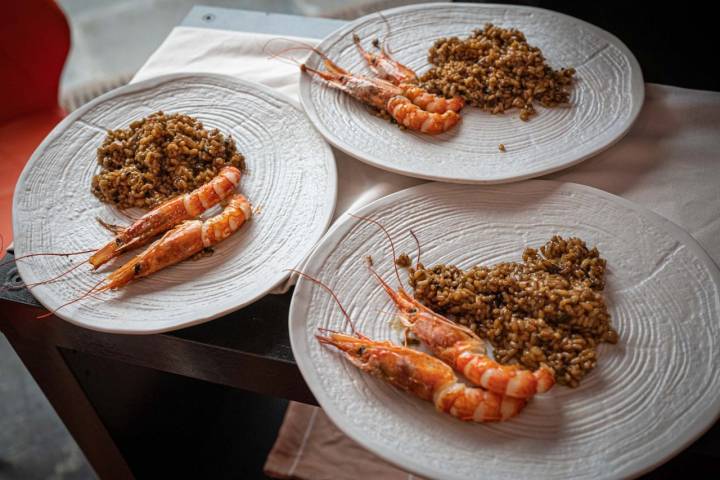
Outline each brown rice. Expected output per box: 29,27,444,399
407,236,617,387
420,24,576,121
91,111,245,209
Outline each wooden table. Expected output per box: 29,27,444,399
1,250,317,479
2,5,719,479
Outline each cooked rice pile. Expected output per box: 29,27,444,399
420,24,576,120
92,112,245,209
408,236,617,387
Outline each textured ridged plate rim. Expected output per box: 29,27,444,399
299,2,645,184
289,180,720,479
13,73,337,334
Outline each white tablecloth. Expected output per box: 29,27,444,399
135,26,720,266
134,25,720,480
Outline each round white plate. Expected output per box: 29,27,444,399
299,3,644,184
13,73,336,334
290,181,720,479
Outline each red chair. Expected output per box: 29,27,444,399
0,0,70,244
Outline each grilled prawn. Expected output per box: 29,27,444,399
301,58,461,135
318,330,527,422
90,166,242,268
355,214,556,400
352,33,464,114
371,269,555,399
36,193,252,319
99,193,251,291
294,269,526,422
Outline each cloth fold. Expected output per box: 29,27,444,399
134,29,311,102
264,402,422,480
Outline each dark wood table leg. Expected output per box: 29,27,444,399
3,326,134,480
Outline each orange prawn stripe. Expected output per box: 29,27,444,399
435,384,526,422
201,197,249,247
457,354,538,399
387,96,461,134
401,84,465,114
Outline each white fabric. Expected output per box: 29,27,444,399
135,26,720,266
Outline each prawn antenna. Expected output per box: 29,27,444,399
377,12,394,54
348,213,403,287
409,229,422,267
288,268,361,336
0,248,97,269
263,38,331,66
0,239,96,292
1,259,89,294
36,277,107,320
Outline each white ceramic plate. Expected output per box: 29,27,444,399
290,181,720,479
299,3,644,184
13,73,336,334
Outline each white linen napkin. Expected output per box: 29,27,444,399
135,26,720,268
